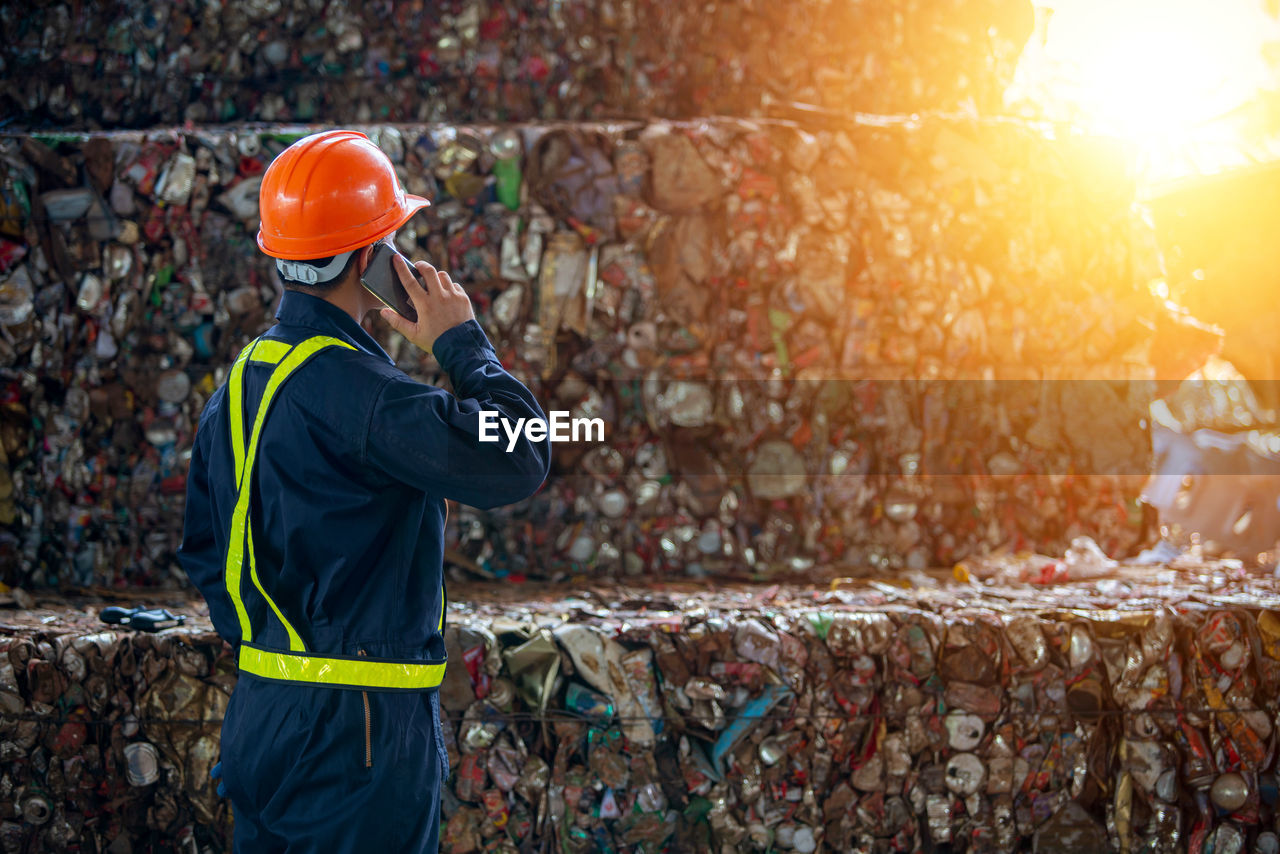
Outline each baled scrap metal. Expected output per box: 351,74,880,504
9,568,1280,851
0,605,231,852
1,0,1030,130
433,575,1280,853
0,120,1173,591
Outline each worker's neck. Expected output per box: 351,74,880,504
318,280,374,326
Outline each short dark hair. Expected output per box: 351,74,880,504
279,251,360,294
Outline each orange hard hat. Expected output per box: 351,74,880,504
256,130,430,260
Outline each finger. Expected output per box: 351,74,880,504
380,307,412,336
436,269,466,298
439,272,464,300
394,255,431,308
410,259,439,297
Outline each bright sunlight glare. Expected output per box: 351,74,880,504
1008,0,1280,181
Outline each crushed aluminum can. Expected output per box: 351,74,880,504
564,682,613,723
1215,823,1247,854
1211,773,1251,813
945,711,985,752
944,753,986,796
18,789,53,825
123,741,160,786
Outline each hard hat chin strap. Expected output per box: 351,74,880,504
276,250,355,285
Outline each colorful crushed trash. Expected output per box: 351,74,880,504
4,559,1280,852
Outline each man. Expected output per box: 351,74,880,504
179,130,551,852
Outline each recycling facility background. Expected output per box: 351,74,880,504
3,1,1271,853
0,0,1178,590
0,115,1172,591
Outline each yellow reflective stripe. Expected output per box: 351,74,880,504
250,339,291,365
242,338,307,652
439,504,447,633
247,524,306,652
239,645,446,691
228,341,257,485
229,337,291,482
224,340,259,642
223,335,355,646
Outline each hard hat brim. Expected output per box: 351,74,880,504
257,194,431,261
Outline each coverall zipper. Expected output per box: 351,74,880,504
358,650,372,767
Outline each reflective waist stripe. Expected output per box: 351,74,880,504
223,333,449,692
239,644,446,691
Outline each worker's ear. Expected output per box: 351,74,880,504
357,243,377,277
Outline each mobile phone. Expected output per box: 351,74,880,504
360,242,419,323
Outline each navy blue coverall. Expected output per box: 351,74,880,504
179,290,550,852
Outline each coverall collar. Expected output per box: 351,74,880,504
274,289,394,365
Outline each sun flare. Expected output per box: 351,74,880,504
1009,0,1280,181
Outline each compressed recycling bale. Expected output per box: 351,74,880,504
0,601,231,852
0,0,1031,130
6,561,1280,851
0,120,1177,590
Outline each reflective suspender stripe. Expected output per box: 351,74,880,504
228,341,257,484
248,338,291,365
225,342,258,641
439,503,448,634
245,524,306,652
240,337,308,652
229,336,291,484
223,335,355,649
238,644,446,691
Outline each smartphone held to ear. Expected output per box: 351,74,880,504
361,242,420,322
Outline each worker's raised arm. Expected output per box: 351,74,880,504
367,256,551,507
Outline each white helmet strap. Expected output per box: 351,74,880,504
276,250,355,285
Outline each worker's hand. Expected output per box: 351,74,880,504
381,255,476,356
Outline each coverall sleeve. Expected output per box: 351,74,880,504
177,388,241,645
364,319,552,509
